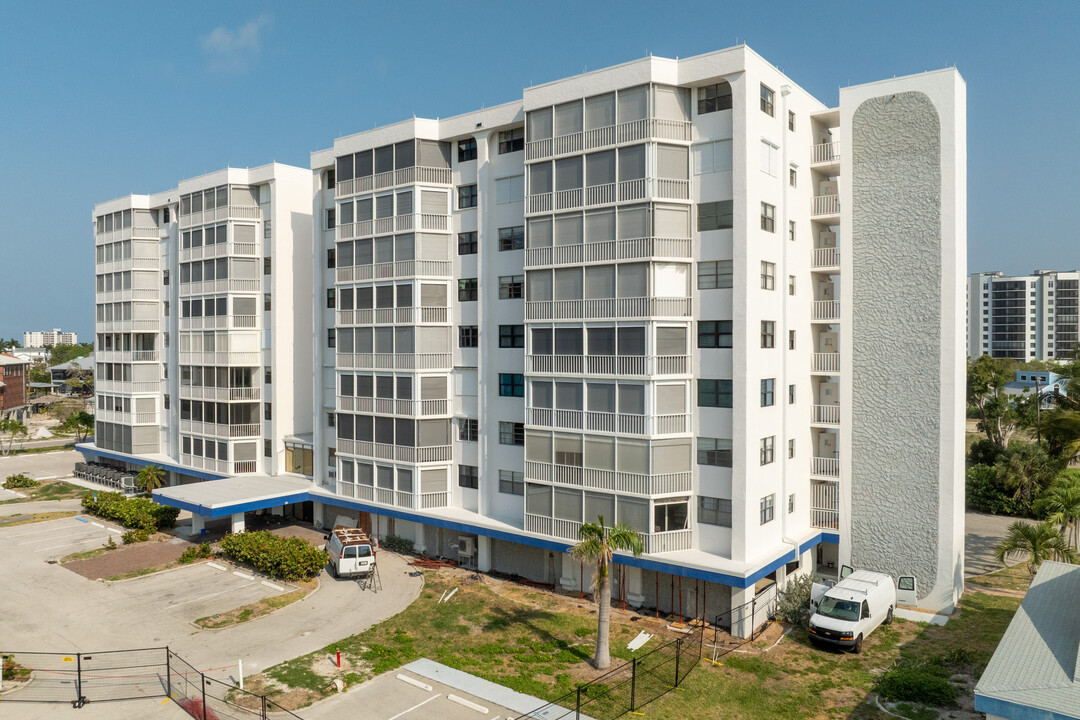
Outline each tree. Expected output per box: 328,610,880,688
59,411,95,443
968,355,1025,450
994,520,1077,580
0,419,28,455
137,465,166,494
994,442,1061,514
1040,409,1080,464
62,369,94,396
570,516,644,670
1034,473,1080,550
27,363,50,385
48,344,91,366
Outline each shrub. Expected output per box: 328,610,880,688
966,465,1024,516
219,531,328,581
968,438,1002,466
876,664,957,706
3,473,39,489
775,573,815,627
180,542,215,564
122,528,153,544
81,491,180,532
382,535,415,554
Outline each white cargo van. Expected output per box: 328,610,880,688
325,527,375,579
808,569,897,653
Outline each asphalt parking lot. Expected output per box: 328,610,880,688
1,515,122,559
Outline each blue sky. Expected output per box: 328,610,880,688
1,0,1077,341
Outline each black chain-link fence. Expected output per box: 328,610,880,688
513,624,705,720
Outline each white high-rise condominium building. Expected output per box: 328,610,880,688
84,46,966,630
23,329,78,347
966,270,1080,361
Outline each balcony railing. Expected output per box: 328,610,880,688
524,237,692,267
96,380,160,394
525,297,691,321
640,528,693,554
811,479,840,529
95,288,160,303
335,259,452,283
812,300,840,321
178,351,262,366
179,420,261,438
179,316,260,331
181,385,261,402
336,396,449,417
811,142,840,165
811,247,840,269
526,408,689,436
336,307,448,326
334,439,452,464
525,118,692,161
335,166,452,198
811,404,840,425
178,205,260,229
337,483,450,511
335,353,452,371
179,278,262,296
96,319,160,333
812,195,840,217
525,354,689,377
524,461,692,496
811,457,840,478
526,178,690,215
178,241,260,263
811,353,840,373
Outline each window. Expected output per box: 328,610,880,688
789,275,796,296
761,378,775,407
496,175,525,204
760,140,779,176
498,128,524,154
760,494,775,524
761,321,775,348
761,261,775,290
699,496,732,527
788,110,795,131
163,207,171,223
459,326,478,348
264,402,273,421
326,289,336,308
498,226,525,251
328,412,336,428
458,278,478,301
760,84,775,116
499,373,525,397
789,330,796,350
698,321,733,349
693,140,733,174
327,249,336,268
264,293,271,311
788,439,795,459
499,470,525,495
264,439,272,457
698,200,734,231
789,167,797,187
698,379,733,408
458,138,477,163
263,257,272,274
458,231,477,255
760,436,775,465
327,329,336,348
458,184,478,209
458,465,479,489
498,275,524,299
499,421,525,446
697,437,732,467
458,418,478,442
325,208,336,230
788,384,795,404
265,367,272,384
788,221,795,242
698,260,733,290
163,270,170,286
697,82,732,114
760,202,775,232
499,325,525,348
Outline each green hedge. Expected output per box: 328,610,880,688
966,465,1025,517
219,531,328,581
81,491,180,532
876,665,956,706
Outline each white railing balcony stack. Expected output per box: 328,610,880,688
811,142,840,165
812,195,840,217
812,300,840,321
811,247,840,269
811,457,840,478
811,353,840,373
811,404,841,425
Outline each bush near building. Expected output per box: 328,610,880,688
3,474,39,489
81,491,180,536
218,531,328,581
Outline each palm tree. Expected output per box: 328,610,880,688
994,520,1077,580
1035,474,1080,550
570,516,644,670
0,419,28,455
137,465,166,494
1040,409,1080,464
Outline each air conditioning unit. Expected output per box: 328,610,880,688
458,536,475,558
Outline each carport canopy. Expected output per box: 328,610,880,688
153,475,312,518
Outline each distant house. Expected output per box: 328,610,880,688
0,353,29,418
48,354,94,395
974,561,1080,719
1003,370,1070,408
7,347,49,363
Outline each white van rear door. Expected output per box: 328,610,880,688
342,545,359,573
896,576,917,606
810,582,829,611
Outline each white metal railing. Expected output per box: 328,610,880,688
178,351,262,366
179,278,261,296
337,307,448,326
526,119,691,162
812,404,840,424
812,247,840,269
811,457,840,478
812,142,840,164
555,188,582,210
526,408,689,436
527,193,553,213
640,529,693,554
134,412,158,424
811,508,840,530
524,297,691,320
332,440,452,464
526,462,692,496
553,519,582,541
178,241,260,263
178,205,260,229
335,259,452,283
335,353,452,370
525,513,553,536
654,178,690,200
812,300,840,321
811,353,840,373
618,178,646,201
525,354,688,377
180,455,232,474
585,183,616,206
525,237,692,267
812,195,840,216
419,491,449,509
131,350,158,362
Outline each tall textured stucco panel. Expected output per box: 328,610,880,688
850,92,941,598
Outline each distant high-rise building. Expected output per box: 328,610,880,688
23,329,78,347
967,271,1080,361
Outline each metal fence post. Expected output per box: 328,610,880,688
675,638,682,686
75,653,83,708
262,694,268,720
201,674,207,720
630,657,637,712
575,686,581,720
165,648,172,699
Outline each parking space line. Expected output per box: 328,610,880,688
207,562,227,571
233,571,254,581
91,522,104,528
2,521,91,539
36,534,114,552
448,695,488,714
261,581,284,592
107,527,122,534
37,475,57,481
387,695,441,720
16,529,104,545
165,582,264,611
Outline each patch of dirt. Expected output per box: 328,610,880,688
62,533,196,579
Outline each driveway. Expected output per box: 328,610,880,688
965,511,1024,577
0,448,80,482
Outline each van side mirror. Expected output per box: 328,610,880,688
323,534,330,541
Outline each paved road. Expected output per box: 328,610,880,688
0,448,80,482
965,511,1026,577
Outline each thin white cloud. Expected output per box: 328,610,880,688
201,15,272,74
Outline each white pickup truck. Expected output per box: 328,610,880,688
808,568,912,653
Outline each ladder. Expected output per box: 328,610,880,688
357,560,382,593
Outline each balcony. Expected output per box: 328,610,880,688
811,195,840,219
336,396,450,417
524,514,691,553
525,118,692,161
810,353,840,374
180,386,261,402
811,247,840,270
811,404,840,425
178,205,260,229
525,354,690,377
96,380,160,394
337,213,449,240
335,353,452,371
524,237,692,268
334,166,453,198
810,457,840,478
524,461,691,496
179,316,259,331
95,288,160,303
811,142,840,166
179,241,260,263
336,307,448,326
180,455,259,475
178,278,262,297
526,408,689,436
178,351,262,366
96,319,160,333
526,178,690,215
95,256,159,274
335,259,452,284
334,439,452,464
179,420,261,438
811,300,840,322
811,480,839,530
525,297,691,321
337,483,450,511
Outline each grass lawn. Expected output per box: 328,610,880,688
196,579,316,629
0,510,77,527
250,570,1021,718
0,480,85,504
966,563,1031,593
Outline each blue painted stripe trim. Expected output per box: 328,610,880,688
975,692,1079,720
154,491,313,519
75,517,89,523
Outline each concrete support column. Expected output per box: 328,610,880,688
730,585,755,640
230,513,245,534
775,562,789,590
189,514,205,538
476,535,491,572
559,554,593,593
623,565,645,607
312,501,326,531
